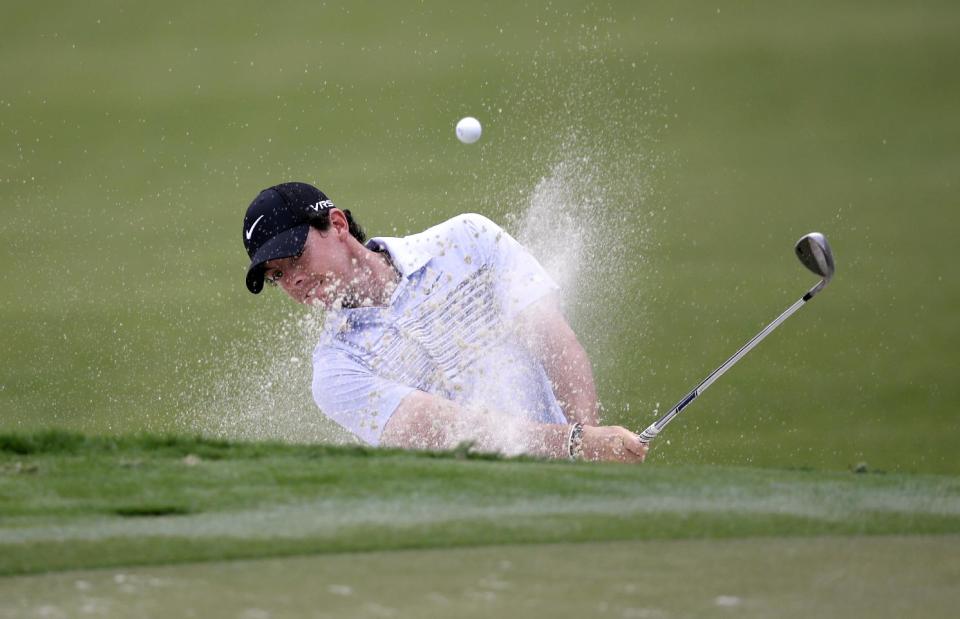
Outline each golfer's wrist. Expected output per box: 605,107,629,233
536,423,577,460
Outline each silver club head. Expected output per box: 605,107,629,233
795,232,835,282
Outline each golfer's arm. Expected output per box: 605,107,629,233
518,297,600,426
380,390,570,458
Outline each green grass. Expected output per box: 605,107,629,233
6,537,960,618
1,0,958,476
2,431,958,576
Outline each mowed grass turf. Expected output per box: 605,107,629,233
4,537,960,618
1,1,958,478
2,431,959,576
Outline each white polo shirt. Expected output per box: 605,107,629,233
311,213,567,445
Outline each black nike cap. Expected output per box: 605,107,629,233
242,182,336,294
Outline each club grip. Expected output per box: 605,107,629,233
638,423,660,444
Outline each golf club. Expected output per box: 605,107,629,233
638,232,835,444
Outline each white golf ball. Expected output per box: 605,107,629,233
455,116,482,144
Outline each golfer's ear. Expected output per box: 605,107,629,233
329,208,349,236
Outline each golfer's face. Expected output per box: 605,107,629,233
263,227,352,308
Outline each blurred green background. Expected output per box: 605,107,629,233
1,1,957,473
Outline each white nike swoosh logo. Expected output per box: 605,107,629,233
245,215,265,240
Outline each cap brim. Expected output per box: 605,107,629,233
245,224,310,293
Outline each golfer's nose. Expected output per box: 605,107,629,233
278,268,306,295
290,269,308,290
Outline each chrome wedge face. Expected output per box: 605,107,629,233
795,232,835,281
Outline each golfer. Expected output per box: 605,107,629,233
242,182,647,463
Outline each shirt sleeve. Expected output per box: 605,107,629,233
312,346,415,446
454,213,560,320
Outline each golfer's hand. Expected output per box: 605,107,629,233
581,426,648,463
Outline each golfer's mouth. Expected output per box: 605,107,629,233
304,283,322,305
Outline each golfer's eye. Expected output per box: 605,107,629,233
266,270,283,285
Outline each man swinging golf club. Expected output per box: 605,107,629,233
242,181,648,462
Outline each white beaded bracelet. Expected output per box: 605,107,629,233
567,423,584,461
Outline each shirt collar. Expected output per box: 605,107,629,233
365,236,432,278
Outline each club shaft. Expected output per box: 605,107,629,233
638,282,822,443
